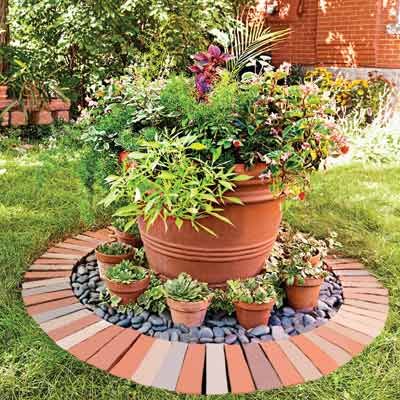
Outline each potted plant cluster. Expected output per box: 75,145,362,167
103,260,150,305
280,253,329,311
95,241,135,278
164,273,212,327
112,217,142,248
102,25,348,287
227,275,277,329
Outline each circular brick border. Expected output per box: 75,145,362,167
22,228,389,395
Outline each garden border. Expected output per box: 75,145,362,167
22,228,389,395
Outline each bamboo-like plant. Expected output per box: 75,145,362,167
218,7,290,77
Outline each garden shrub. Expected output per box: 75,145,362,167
8,0,245,105
305,67,393,123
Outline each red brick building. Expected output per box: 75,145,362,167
263,0,400,83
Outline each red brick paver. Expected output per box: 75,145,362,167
261,341,304,386
225,344,256,393
176,344,205,395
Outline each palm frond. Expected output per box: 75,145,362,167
226,7,290,77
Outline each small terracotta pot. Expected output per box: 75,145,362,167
0,85,8,99
310,251,322,266
95,248,135,279
114,229,142,248
167,297,210,327
104,275,150,305
235,299,275,329
285,277,324,311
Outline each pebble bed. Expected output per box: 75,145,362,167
71,253,344,344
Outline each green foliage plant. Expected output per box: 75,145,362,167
227,274,277,305
102,134,249,235
105,260,147,284
280,254,328,287
134,273,167,314
164,273,211,303
112,217,140,236
209,289,235,315
96,241,133,256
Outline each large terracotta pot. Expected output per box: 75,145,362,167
235,300,275,329
139,164,283,287
95,248,135,279
167,297,210,327
285,277,324,311
104,275,150,305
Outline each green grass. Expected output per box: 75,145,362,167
0,142,400,400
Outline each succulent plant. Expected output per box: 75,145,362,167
164,273,211,303
105,260,147,284
97,242,133,256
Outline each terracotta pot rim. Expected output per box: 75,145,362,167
167,296,211,312
103,274,149,286
95,248,135,263
235,299,275,311
288,276,325,288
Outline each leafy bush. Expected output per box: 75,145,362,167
337,105,400,165
96,242,133,256
105,260,147,284
8,0,241,104
164,273,211,303
227,275,277,304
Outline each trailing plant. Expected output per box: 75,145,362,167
280,254,328,286
105,260,147,284
227,274,277,304
135,273,167,315
164,273,211,303
96,242,133,256
209,289,235,315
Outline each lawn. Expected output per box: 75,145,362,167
0,141,399,400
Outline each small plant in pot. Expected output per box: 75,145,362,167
112,217,142,248
95,241,135,278
164,273,212,327
227,275,277,329
288,233,329,266
281,254,329,311
104,260,150,305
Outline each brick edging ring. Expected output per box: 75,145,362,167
22,228,389,395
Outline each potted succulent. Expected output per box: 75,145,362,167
103,260,150,305
102,39,348,287
164,273,212,327
227,275,277,329
112,217,142,248
95,241,135,278
281,254,329,311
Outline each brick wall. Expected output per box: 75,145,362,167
265,0,400,68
